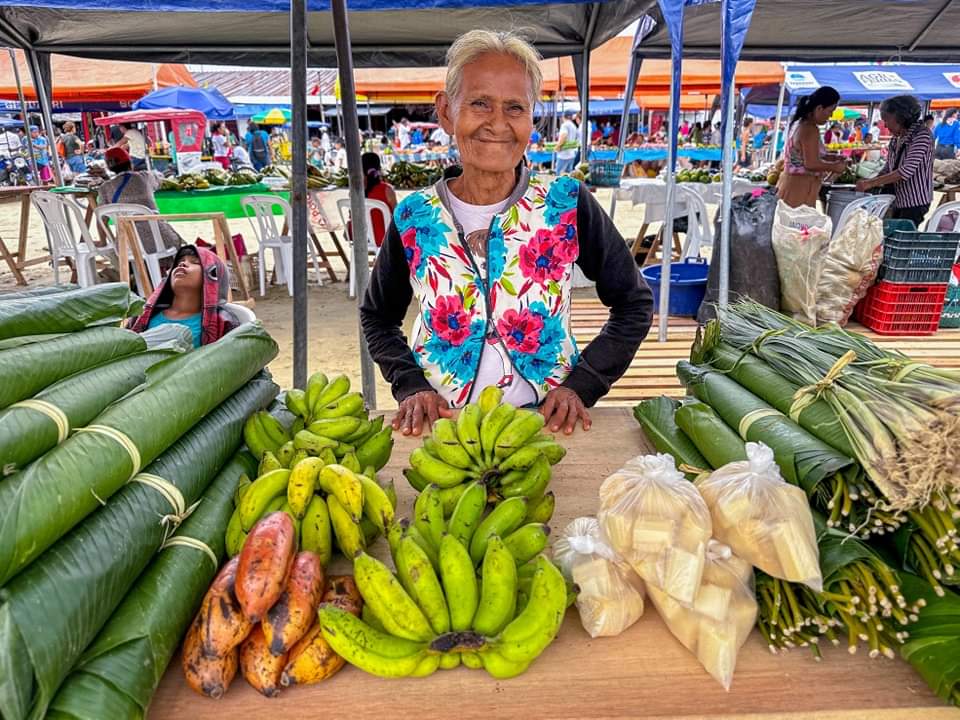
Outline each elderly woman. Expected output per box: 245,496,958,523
856,95,934,227
360,30,653,436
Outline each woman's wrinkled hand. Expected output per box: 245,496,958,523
540,386,591,435
855,178,873,193
391,390,453,436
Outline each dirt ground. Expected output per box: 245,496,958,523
0,182,672,408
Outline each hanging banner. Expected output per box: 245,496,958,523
853,70,912,92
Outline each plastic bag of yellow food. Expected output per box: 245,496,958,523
554,517,646,638
771,200,832,325
598,454,712,604
647,540,757,691
696,442,822,592
815,209,883,326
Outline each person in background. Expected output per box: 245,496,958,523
601,121,614,142
738,117,755,168
870,119,883,142
856,95,934,227
840,121,852,141
60,121,85,174
924,114,936,131
778,86,848,209
753,122,768,152
211,123,230,169
348,152,398,248
823,121,842,145
528,127,541,146
934,109,959,159
430,124,451,146
231,142,252,170
112,123,147,170
0,124,22,160
410,126,424,145
396,118,412,150
30,126,52,183
129,245,240,348
308,136,324,168
711,122,722,146
327,138,347,170
680,119,691,139
244,122,271,171
687,121,702,145
554,111,579,174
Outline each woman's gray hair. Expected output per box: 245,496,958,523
445,29,543,106
881,95,922,129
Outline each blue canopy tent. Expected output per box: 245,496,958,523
0,117,24,128
133,84,235,120
782,64,960,102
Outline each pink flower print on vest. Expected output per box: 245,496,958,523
430,294,473,345
519,229,567,286
496,308,544,354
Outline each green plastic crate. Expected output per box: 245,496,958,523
940,278,960,329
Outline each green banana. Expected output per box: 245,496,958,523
354,552,434,642
356,427,394,472
354,414,384,446
263,495,287,516
318,447,338,466
405,522,441,573
239,469,291,531
386,521,405,558
462,651,483,670
493,410,546,460
359,474,395,533
497,469,527,487
340,451,362,474
276,440,296,467
525,491,556,524
498,440,565,472
503,524,550,566
480,649,531,679
480,403,515,463
362,603,388,633
488,555,567,664
293,417,306,435
279,500,302,536
258,450,282,477
243,413,276,460
293,429,340,455
439,533,479,632
408,652,441,678
303,371,329,415
469,496,529,565
258,411,290,447
404,467,430,492
414,484,445,549
438,483,469,517
396,535,450,635
409,447,474,488
234,474,252,507
327,494,365,558
308,416,363,441
500,454,551,500
341,417,373,444
472,536,518,636
284,388,309,419
439,653,461,670
225,506,246,556
382,478,398,509
318,605,427,678
423,437,440,457
431,418,475,469
314,391,364,420
448,481,488,546
300,494,333,565
477,386,503,416
318,464,364,521
456,404,484,466
360,516,380,545
289,448,309,468
311,374,350,415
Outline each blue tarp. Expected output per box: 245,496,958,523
784,65,960,102
533,100,641,118
528,146,722,165
134,85,234,120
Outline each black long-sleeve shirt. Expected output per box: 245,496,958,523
360,182,654,407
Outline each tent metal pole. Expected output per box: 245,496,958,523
25,50,62,186
608,44,642,219
908,0,955,52
770,81,785,165
331,0,377,407
8,49,39,183
718,82,736,308
579,3,600,164
658,65,678,343
291,0,309,390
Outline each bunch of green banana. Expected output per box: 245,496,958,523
225,445,398,564
405,386,565,515
283,372,394,472
317,537,569,679
242,409,293,462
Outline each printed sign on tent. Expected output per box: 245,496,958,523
944,72,960,89
785,70,818,91
853,71,913,92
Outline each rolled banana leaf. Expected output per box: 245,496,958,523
0,334,69,350
0,283,143,340
0,284,78,302
0,322,278,585
633,397,710,479
677,361,853,495
674,401,747,470
0,378,275,720
47,450,253,720
0,349,182,475
898,573,960,705
0,326,147,410
700,342,855,458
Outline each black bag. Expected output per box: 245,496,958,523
698,190,781,323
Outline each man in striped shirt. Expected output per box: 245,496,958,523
856,95,934,227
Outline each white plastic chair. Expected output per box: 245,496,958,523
95,202,179,289
224,302,256,324
336,197,389,298
925,200,960,232
675,185,714,258
241,194,324,297
31,190,118,287
833,194,895,239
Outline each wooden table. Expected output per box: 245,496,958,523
0,185,49,285
939,184,960,207
149,408,956,720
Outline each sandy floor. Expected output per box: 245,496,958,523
0,182,669,408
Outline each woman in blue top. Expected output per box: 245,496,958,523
934,109,959,160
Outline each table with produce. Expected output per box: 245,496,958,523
1,285,959,719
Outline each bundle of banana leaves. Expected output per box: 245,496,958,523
0,283,143,340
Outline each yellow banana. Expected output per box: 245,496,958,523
396,535,450,635
327,494,365,558
500,454,551,500
469,496,529,565
461,651,483,670
503,523,550,566
456,404,484,466
497,440,565,471
303,371,329,417
234,474,252,507
287,456,323,517
276,440,296,467
362,604,388,633
311,374,350,415
472,536,518,636
356,427,394,472
258,411,290,447
409,447,474,488
480,649,531,679
308,416,363,441
300,494,333,566
448,481,488,547
280,621,344,686
317,463,364,521
409,652,441,678
354,552,434,642
406,523,441,573
279,500,302,536
314,391,364,420
439,653,461,670
414,484,445,549
318,605,427,678
258,450,282,477
359,474,394,533
293,429,339,455
386,520,405,559
239,469,291,531
479,403,515,463
225,506,247,556
439,533,479,632
477,386,503,416
431,418,475,469
284,388,309,419
493,410,546,461
525,491,556,524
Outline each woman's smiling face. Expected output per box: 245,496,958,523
437,52,534,176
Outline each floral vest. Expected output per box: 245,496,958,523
394,172,582,408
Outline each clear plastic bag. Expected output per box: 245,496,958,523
598,454,712,604
816,209,883,326
696,442,823,592
647,540,758,691
554,517,646,638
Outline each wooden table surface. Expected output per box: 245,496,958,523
149,408,958,720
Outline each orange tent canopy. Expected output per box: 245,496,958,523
635,93,718,111
0,50,195,103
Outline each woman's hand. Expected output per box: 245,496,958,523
855,178,873,193
540,387,591,435
391,390,453,436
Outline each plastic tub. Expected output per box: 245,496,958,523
641,258,709,317
826,188,868,231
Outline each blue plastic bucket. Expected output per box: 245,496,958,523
641,258,709,317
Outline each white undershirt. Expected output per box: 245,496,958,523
446,185,538,408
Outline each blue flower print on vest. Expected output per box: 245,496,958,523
395,193,450,279
542,175,580,226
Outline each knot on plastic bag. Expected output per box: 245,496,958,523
745,442,776,474
623,453,685,486
568,534,621,562
706,539,733,562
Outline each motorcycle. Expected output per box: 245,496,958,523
0,150,33,186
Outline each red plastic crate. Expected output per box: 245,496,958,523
855,281,948,335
